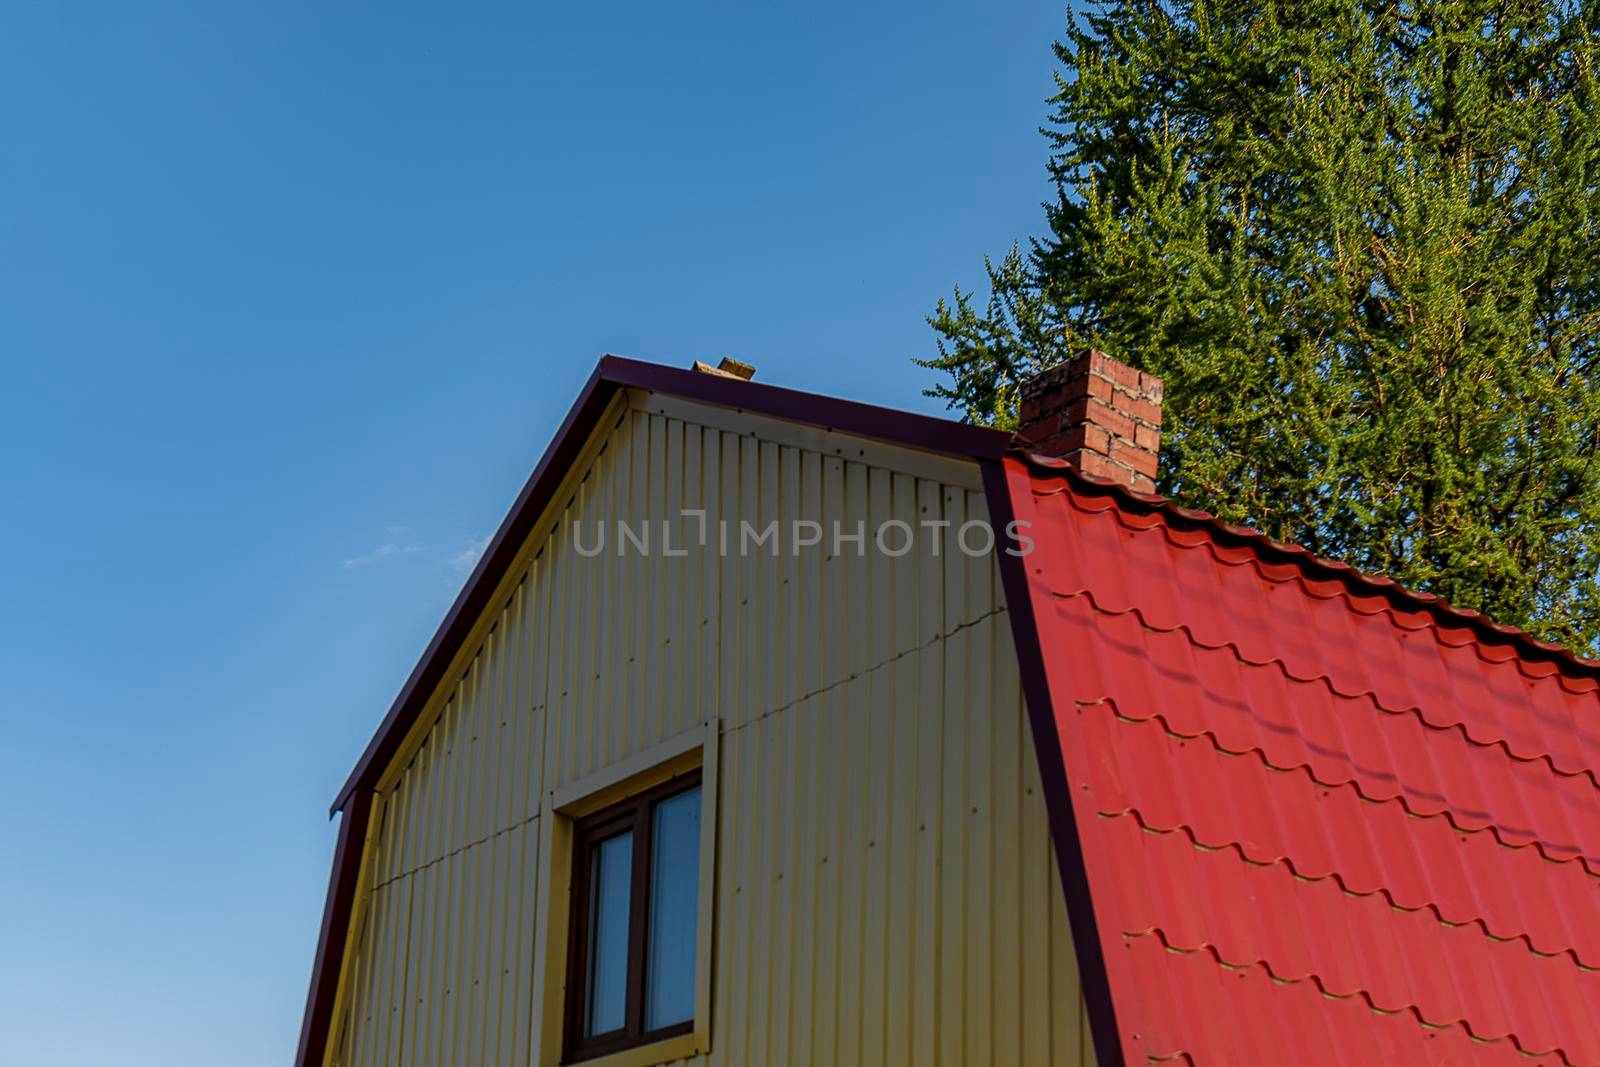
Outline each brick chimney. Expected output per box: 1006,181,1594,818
1017,350,1163,493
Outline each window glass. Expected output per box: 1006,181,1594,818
566,770,705,1061
644,786,701,1031
585,830,633,1036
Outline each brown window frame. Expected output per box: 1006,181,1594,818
563,770,702,1064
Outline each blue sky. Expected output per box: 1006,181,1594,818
0,4,1060,1063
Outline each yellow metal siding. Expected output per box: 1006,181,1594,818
330,398,1096,1067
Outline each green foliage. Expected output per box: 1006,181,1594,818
921,0,1600,649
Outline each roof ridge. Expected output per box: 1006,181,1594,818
1014,447,1600,684
1048,487,1599,689
1057,590,1600,784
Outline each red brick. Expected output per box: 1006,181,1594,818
1022,429,1055,450
1071,450,1117,480
1064,397,1136,442
1098,355,1142,390
1014,421,1051,448
1134,423,1161,451
1113,392,1163,426
1109,438,1160,478
1049,383,1081,410
1033,433,1076,455
1072,449,1153,492
1044,423,1112,456
1083,350,1112,375
1056,375,1092,403
1085,373,1114,404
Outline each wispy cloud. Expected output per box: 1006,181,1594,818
448,535,492,573
341,541,422,570
341,529,489,574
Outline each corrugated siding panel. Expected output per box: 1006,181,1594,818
330,403,1095,1067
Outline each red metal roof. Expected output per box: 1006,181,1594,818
302,358,1600,1067
1000,450,1600,1067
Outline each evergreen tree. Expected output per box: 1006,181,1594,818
921,0,1600,649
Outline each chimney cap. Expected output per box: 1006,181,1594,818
691,357,756,381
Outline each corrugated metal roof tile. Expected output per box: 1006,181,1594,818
1052,601,1600,868
1006,454,1600,1066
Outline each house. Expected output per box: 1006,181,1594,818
296,350,1600,1067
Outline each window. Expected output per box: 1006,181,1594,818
564,771,703,1063
538,724,717,1067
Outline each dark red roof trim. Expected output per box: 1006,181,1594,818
980,458,1128,1067
294,787,372,1067
329,355,1011,816
301,358,1010,1067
